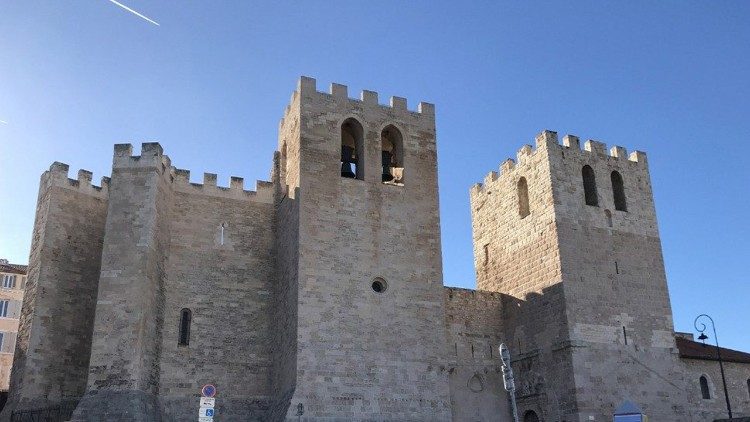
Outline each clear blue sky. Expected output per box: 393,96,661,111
1,2,748,351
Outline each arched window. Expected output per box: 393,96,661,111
523,410,540,422
700,375,710,399
582,165,598,206
179,308,192,346
611,171,627,211
518,177,530,218
381,125,404,184
341,118,364,180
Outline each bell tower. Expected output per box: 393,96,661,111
272,77,452,421
471,131,687,421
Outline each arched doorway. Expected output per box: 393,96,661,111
523,410,540,422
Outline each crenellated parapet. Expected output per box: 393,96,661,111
45,161,109,198
109,142,274,204
471,130,648,197
295,75,435,118
171,168,273,204
113,142,172,174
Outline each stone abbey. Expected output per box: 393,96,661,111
2,77,749,421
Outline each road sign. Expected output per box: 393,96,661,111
198,417,213,422
198,407,214,417
200,397,215,407
201,384,216,398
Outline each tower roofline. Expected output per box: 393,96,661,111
471,129,648,196
296,76,435,117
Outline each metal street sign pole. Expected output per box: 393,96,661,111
500,343,520,422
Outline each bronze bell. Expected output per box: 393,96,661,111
341,145,356,178
381,151,394,182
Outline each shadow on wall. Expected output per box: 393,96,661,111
495,283,573,422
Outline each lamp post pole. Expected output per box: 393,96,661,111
694,314,732,419
499,343,520,422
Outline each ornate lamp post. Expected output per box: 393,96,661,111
694,314,732,419
499,343,520,422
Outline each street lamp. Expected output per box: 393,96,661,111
499,343,520,422
694,314,732,419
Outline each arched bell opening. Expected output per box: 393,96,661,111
341,118,364,180
381,125,404,185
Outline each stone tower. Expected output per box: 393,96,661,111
271,77,452,420
470,131,688,421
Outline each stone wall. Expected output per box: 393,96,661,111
284,77,452,420
71,143,172,421
546,132,688,421
470,132,576,421
444,287,510,421
1,164,108,421
680,358,750,421
158,179,275,420
269,94,302,420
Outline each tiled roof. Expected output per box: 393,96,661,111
676,336,750,364
0,262,27,275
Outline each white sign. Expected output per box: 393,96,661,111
198,407,215,417
200,397,215,407
198,417,213,422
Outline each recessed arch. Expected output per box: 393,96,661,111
518,177,530,218
582,165,598,206
341,118,364,180
381,125,404,184
611,171,627,211
523,410,540,422
700,375,711,399
467,373,484,393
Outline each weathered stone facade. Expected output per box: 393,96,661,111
2,77,749,421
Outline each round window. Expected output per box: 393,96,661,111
371,278,387,293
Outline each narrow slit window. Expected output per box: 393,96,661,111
381,125,404,184
341,118,364,180
178,308,192,346
700,375,710,399
518,177,530,218
611,171,627,211
582,165,598,206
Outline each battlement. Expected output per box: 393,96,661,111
295,76,435,117
46,162,110,197
170,169,273,204
471,130,648,195
113,142,173,172
110,143,273,203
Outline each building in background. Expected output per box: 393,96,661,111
0,260,26,408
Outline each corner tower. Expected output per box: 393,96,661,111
471,131,687,421
273,77,451,420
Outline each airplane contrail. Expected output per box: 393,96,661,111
107,0,160,26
